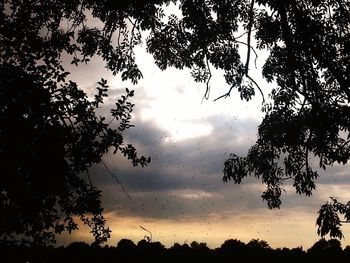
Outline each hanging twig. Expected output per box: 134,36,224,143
140,226,153,242
101,159,131,199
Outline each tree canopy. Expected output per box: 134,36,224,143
0,0,163,244
1,0,349,245
146,0,350,239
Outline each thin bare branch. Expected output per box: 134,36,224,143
140,226,153,242
280,176,294,181
107,116,116,127
236,41,259,69
101,159,131,199
234,31,248,40
213,86,235,101
85,170,93,186
297,96,307,117
127,17,142,37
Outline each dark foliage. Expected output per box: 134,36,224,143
1,238,349,263
145,0,350,238
0,0,172,244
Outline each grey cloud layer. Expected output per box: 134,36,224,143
72,60,350,225
88,90,350,221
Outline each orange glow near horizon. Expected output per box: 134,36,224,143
57,209,350,250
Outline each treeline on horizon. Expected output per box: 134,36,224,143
2,238,350,263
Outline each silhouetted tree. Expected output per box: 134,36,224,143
190,241,210,251
217,239,247,261
3,238,350,263
2,0,350,245
0,0,173,245
221,239,245,249
169,242,191,261
246,239,271,259
308,238,342,255
170,242,191,253
307,238,344,262
146,0,350,238
117,238,136,250
247,239,271,250
219,238,246,254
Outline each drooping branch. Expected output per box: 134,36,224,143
101,159,131,199
246,74,265,103
140,226,153,242
241,0,265,104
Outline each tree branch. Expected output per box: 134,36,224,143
246,74,265,104
245,0,255,75
140,226,153,242
213,86,235,101
236,41,258,69
234,30,248,40
101,159,131,199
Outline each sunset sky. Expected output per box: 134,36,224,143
56,27,350,250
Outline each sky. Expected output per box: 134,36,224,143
56,12,350,250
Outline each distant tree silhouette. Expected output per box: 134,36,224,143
273,246,305,263
190,240,209,249
170,242,191,252
308,238,342,255
221,239,245,249
2,238,350,263
169,242,192,261
117,238,136,250
247,239,271,250
245,239,271,260
217,239,247,261
66,241,90,250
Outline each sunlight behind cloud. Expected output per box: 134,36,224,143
126,45,266,143
139,84,214,142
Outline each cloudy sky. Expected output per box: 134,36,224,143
56,29,350,249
